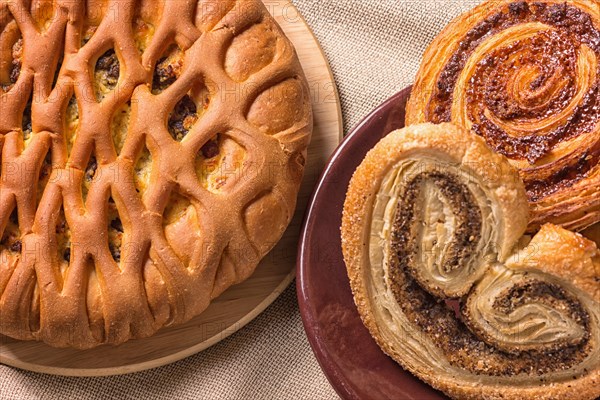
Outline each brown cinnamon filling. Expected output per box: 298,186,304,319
96,50,120,84
200,135,220,159
55,209,70,263
493,280,590,336
468,30,578,162
6,38,23,90
524,110,600,201
107,198,123,263
168,95,198,141
426,2,600,201
1,209,20,253
392,172,481,296
22,94,32,139
152,45,184,94
153,56,180,92
84,156,98,183
94,49,120,100
389,173,592,376
464,279,590,354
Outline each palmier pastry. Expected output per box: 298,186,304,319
342,123,600,400
0,0,312,349
406,0,600,232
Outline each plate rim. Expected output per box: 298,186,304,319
296,87,413,400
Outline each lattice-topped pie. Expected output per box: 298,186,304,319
0,0,312,349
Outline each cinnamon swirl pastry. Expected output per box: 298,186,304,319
406,0,600,232
342,123,600,400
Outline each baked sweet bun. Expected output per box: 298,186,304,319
342,123,600,400
406,0,600,232
0,0,312,349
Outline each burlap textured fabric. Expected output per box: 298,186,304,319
0,0,483,398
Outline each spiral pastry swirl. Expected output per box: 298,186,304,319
406,0,600,232
342,123,600,400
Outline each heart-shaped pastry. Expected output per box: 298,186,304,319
342,123,600,400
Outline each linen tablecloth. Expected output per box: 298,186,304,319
1,1,485,398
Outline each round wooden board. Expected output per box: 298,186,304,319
0,0,343,377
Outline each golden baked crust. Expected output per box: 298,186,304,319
0,0,312,349
507,224,600,302
342,123,600,400
406,0,600,232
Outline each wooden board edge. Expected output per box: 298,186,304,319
0,0,342,377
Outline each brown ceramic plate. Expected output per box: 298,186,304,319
297,86,449,400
